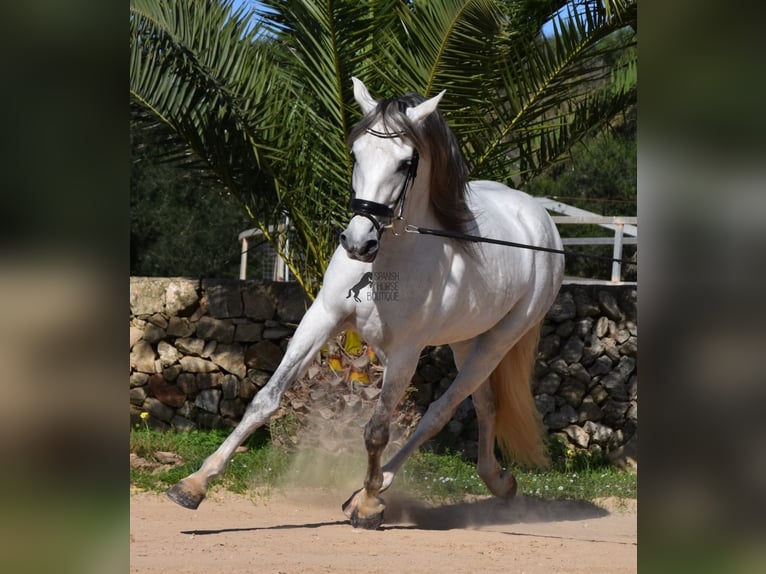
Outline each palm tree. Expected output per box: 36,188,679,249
130,0,637,296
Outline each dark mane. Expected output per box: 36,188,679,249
348,92,474,239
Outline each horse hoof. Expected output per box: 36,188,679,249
349,507,385,530
166,481,205,509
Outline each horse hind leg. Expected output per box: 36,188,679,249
472,381,518,498
473,322,549,498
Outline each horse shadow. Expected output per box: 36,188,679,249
180,493,609,535
380,492,610,531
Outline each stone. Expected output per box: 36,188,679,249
535,372,561,394
130,340,157,373
221,374,240,400
619,336,638,357
179,356,219,373
627,375,638,400
130,327,143,349
561,336,584,363
195,316,235,343
544,405,578,430
147,313,168,328
588,355,613,377
578,396,604,422
247,369,271,388
211,343,246,378
537,335,560,361
562,424,590,448
143,397,175,422
581,334,605,365
245,341,284,372
167,317,195,337
575,318,593,338
615,327,631,344
234,322,264,342
177,401,195,420
546,291,576,322
176,373,197,396
165,279,199,316
533,359,549,378
555,320,575,338
573,288,600,317
559,378,587,408
602,339,620,362
130,372,149,388
589,384,609,404
196,372,222,389
603,399,630,425
242,283,277,320
220,398,246,419
202,340,218,358
263,326,295,340
597,290,624,321
202,279,243,318
626,401,638,422
162,364,182,382
195,389,222,413
549,358,569,377
594,316,610,338
239,379,257,401
157,341,179,367
130,277,168,316
600,356,635,390
583,420,613,444
171,415,196,432
175,337,205,356
534,393,556,416
196,412,223,429
130,386,147,406
275,283,310,322
147,374,186,408
568,363,591,385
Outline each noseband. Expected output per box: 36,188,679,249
349,128,419,236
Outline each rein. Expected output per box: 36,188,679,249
402,224,634,265
349,128,633,266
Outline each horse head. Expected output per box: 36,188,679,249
340,77,444,262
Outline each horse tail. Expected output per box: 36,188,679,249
489,321,549,469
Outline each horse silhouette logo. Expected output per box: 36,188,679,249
347,272,373,302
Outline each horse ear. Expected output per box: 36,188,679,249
352,77,377,115
406,90,446,123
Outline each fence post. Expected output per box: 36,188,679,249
611,223,625,283
239,237,249,280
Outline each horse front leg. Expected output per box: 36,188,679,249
166,301,346,510
341,352,417,529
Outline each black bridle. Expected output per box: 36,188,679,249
349,128,419,236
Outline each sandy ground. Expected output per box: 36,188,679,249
130,487,636,573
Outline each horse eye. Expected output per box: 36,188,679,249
397,159,411,173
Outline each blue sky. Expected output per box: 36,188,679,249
230,0,585,39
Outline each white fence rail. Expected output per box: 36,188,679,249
238,199,637,284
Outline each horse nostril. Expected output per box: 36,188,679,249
361,239,378,255
340,232,348,249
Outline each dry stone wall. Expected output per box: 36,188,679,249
130,278,637,460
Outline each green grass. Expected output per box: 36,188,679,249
130,427,636,503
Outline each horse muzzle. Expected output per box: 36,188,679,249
340,216,380,262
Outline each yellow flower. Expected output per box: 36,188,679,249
140,411,149,420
